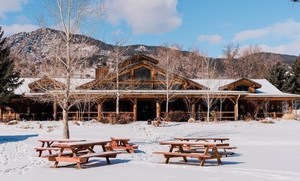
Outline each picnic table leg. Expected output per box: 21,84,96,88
200,146,210,166
213,147,222,165
53,148,64,168
38,142,46,157
105,157,111,164
46,141,54,155
123,141,134,153
178,146,188,162
166,145,175,163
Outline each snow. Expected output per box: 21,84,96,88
1,120,300,181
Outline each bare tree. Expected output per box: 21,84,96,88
44,0,104,138
222,43,239,78
155,45,183,119
237,46,280,79
201,57,219,121
109,33,130,118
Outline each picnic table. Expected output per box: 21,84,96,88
35,139,86,157
174,137,237,156
154,141,230,166
106,137,138,153
48,140,120,169
174,137,229,143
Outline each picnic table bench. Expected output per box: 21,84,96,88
34,139,86,157
106,137,138,153
48,140,121,169
174,137,236,155
154,141,230,166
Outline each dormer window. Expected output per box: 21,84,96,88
134,67,151,80
236,86,249,91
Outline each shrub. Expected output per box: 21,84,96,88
165,111,189,122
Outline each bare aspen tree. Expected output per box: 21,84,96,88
155,45,182,119
178,48,208,79
110,33,130,118
44,0,104,138
222,43,239,78
238,46,280,79
201,56,218,121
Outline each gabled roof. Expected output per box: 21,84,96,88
218,78,262,90
119,54,159,68
78,54,208,90
28,76,66,91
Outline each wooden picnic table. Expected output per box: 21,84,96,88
174,137,229,143
35,139,86,157
48,140,120,169
106,137,138,153
154,141,229,166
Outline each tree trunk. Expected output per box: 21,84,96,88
62,107,70,139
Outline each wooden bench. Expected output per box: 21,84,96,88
217,146,237,150
153,151,211,166
34,147,60,157
47,150,89,160
49,151,120,166
106,137,138,153
217,146,237,156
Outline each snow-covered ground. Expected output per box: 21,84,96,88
1,120,300,181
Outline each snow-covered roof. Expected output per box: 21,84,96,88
192,79,236,91
192,78,300,98
15,78,94,95
15,77,300,98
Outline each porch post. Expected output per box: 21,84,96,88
191,99,195,119
0,107,2,121
156,99,161,118
53,98,57,121
76,111,79,121
234,96,240,121
133,98,137,121
288,100,292,114
97,99,102,121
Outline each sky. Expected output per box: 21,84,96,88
0,0,300,58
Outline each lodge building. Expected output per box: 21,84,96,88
1,54,300,122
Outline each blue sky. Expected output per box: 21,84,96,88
1,0,300,57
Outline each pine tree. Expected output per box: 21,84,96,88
268,62,289,92
291,55,300,94
0,27,23,107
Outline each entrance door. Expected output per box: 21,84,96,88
137,100,155,121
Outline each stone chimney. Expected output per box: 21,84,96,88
95,63,109,78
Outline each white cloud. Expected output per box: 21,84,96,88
234,19,300,42
197,34,222,44
1,24,39,37
105,0,182,34
233,19,300,56
0,0,28,19
259,40,300,56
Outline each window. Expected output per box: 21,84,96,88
236,86,249,91
134,67,151,80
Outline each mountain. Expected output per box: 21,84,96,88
5,28,161,75
4,28,298,77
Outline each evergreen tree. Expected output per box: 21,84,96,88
291,55,300,94
268,62,289,92
0,27,23,107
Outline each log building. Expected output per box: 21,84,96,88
1,54,299,122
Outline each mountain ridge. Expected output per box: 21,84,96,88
4,28,298,77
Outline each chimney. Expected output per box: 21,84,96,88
95,63,109,78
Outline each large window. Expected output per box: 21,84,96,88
134,67,151,80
